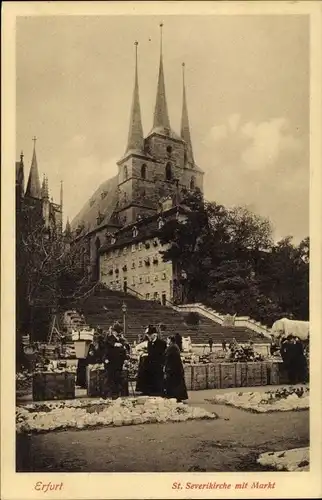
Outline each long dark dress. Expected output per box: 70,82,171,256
102,336,128,398
136,338,167,396
164,343,188,402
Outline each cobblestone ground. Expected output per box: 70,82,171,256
16,389,309,472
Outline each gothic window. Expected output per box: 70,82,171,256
132,226,138,238
165,162,172,181
124,165,128,181
123,192,127,203
190,176,196,190
141,164,147,179
166,145,172,155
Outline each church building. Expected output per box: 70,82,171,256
70,26,204,304
15,139,64,336
16,138,63,238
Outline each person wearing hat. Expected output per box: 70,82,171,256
136,325,166,396
102,325,129,399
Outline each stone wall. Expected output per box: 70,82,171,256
100,237,173,302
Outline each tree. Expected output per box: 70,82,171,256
158,189,212,302
16,204,88,342
157,190,308,326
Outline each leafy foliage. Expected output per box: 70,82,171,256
157,190,309,326
16,203,89,343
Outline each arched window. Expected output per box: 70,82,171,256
132,226,138,238
165,162,172,181
141,164,147,179
166,145,172,155
124,165,128,181
190,176,195,190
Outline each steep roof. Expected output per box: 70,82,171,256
124,41,144,156
100,204,191,253
26,142,41,199
181,63,195,166
70,175,119,233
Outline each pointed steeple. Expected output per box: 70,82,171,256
181,63,195,165
26,136,41,198
125,41,144,155
41,174,47,198
152,23,170,133
65,217,72,238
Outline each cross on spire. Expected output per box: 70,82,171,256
32,136,37,148
152,22,170,132
160,23,163,54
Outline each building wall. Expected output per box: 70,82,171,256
115,133,203,226
100,236,174,303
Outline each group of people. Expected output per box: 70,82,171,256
136,325,188,402
76,322,130,399
280,335,308,384
76,323,188,403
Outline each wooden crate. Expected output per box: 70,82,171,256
246,362,263,387
268,361,289,385
207,363,221,389
191,365,208,390
261,362,269,386
184,365,193,391
32,372,75,401
87,367,129,398
220,363,236,389
277,362,289,384
235,362,248,387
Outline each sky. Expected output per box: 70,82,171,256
16,14,309,243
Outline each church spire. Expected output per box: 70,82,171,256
26,136,41,198
125,41,144,155
152,23,170,133
65,217,72,237
181,63,194,165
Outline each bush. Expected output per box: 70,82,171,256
185,312,200,325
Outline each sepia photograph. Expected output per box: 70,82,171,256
2,1,322,498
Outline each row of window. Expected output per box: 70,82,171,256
105,255,161,271
106,237,161,255
123,164,196,190
109,271,167,286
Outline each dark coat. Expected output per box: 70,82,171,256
136,338,167,396
174,333,183,352
164,343,188,402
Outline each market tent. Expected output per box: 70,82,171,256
271,318,309,342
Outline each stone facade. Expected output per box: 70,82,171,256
100,236,173,303
70,41,205,303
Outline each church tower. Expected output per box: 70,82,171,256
115,25,204,228
116,41,156,226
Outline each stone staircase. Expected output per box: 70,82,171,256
77,284,270,345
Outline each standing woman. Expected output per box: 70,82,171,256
164,336,188,403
